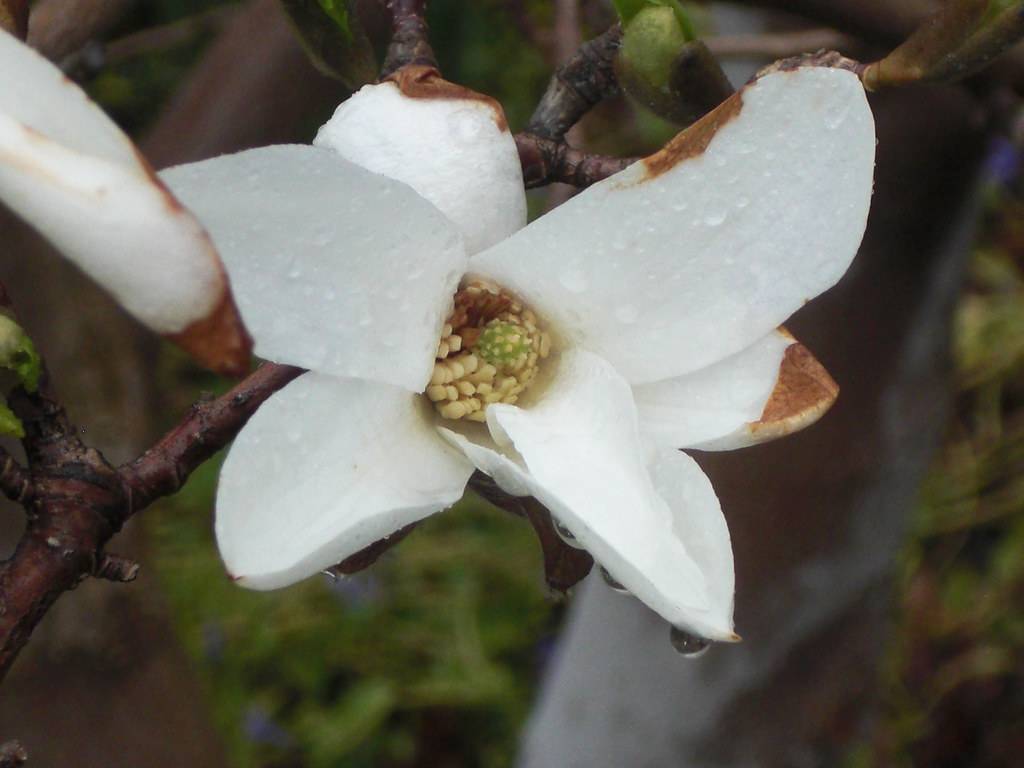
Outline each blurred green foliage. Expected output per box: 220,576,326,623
865,163,1024,766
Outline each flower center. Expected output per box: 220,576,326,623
426,280,551,421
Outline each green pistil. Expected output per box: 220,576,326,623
475,320,531,370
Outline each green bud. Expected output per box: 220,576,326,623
617,6,689,116
0,314,41,393
616,6,733,125
0,400,23,439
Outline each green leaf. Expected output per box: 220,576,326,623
280,0,377,89
0,400,24,439
0,314,41,393
316,0,352,41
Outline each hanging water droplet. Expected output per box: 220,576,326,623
600,567,629,594
669,626,711,658
553,519,584,549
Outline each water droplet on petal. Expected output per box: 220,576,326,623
703,201,728,227
554,519,585,549
669,626,712,658
559,264,588,294
600,566,629,594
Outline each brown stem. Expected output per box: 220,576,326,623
0,362,301,682
380,0,436,77
119,362,302,513
527,23,622,141
515,132,636,189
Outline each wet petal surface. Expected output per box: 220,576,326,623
216,371,474,589
473,66,875,384
163,145,469,390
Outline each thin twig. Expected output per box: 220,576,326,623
381,0,437,77
119,362,302,514
515,132,636,189
527,23,623,141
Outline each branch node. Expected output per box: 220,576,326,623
93,553,141,583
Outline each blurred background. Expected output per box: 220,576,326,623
0,1,1022,766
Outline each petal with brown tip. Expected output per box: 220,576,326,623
634,329,838,451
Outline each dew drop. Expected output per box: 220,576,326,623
669,626,712,658
703,202,728,227
735,196,750,210
600,566,629,594
614,304,639,324
553,519,585,549
558,264,588,294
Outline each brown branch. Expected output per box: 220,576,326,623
527,23,622,140
119,362,302,514
515,132,636,189
380,0,436,77
0,362,302,682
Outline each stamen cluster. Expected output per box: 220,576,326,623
427,281,551,421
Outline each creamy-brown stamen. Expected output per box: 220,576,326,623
428,281,551,422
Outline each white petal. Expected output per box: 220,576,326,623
0,30,137,165
487,348,735,639
161,145,469,391
216,371,474,589
634,329,792,449
472,66,875,383
648,331,840,451
0,115,228,335
315,71,526,254
437,426,533,497
646,448,735,639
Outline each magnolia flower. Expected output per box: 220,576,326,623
159,63,875,642
0,31,250,375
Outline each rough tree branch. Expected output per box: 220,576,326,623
380,0,436,77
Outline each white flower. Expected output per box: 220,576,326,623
160,64,875,642
0,31,250,375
